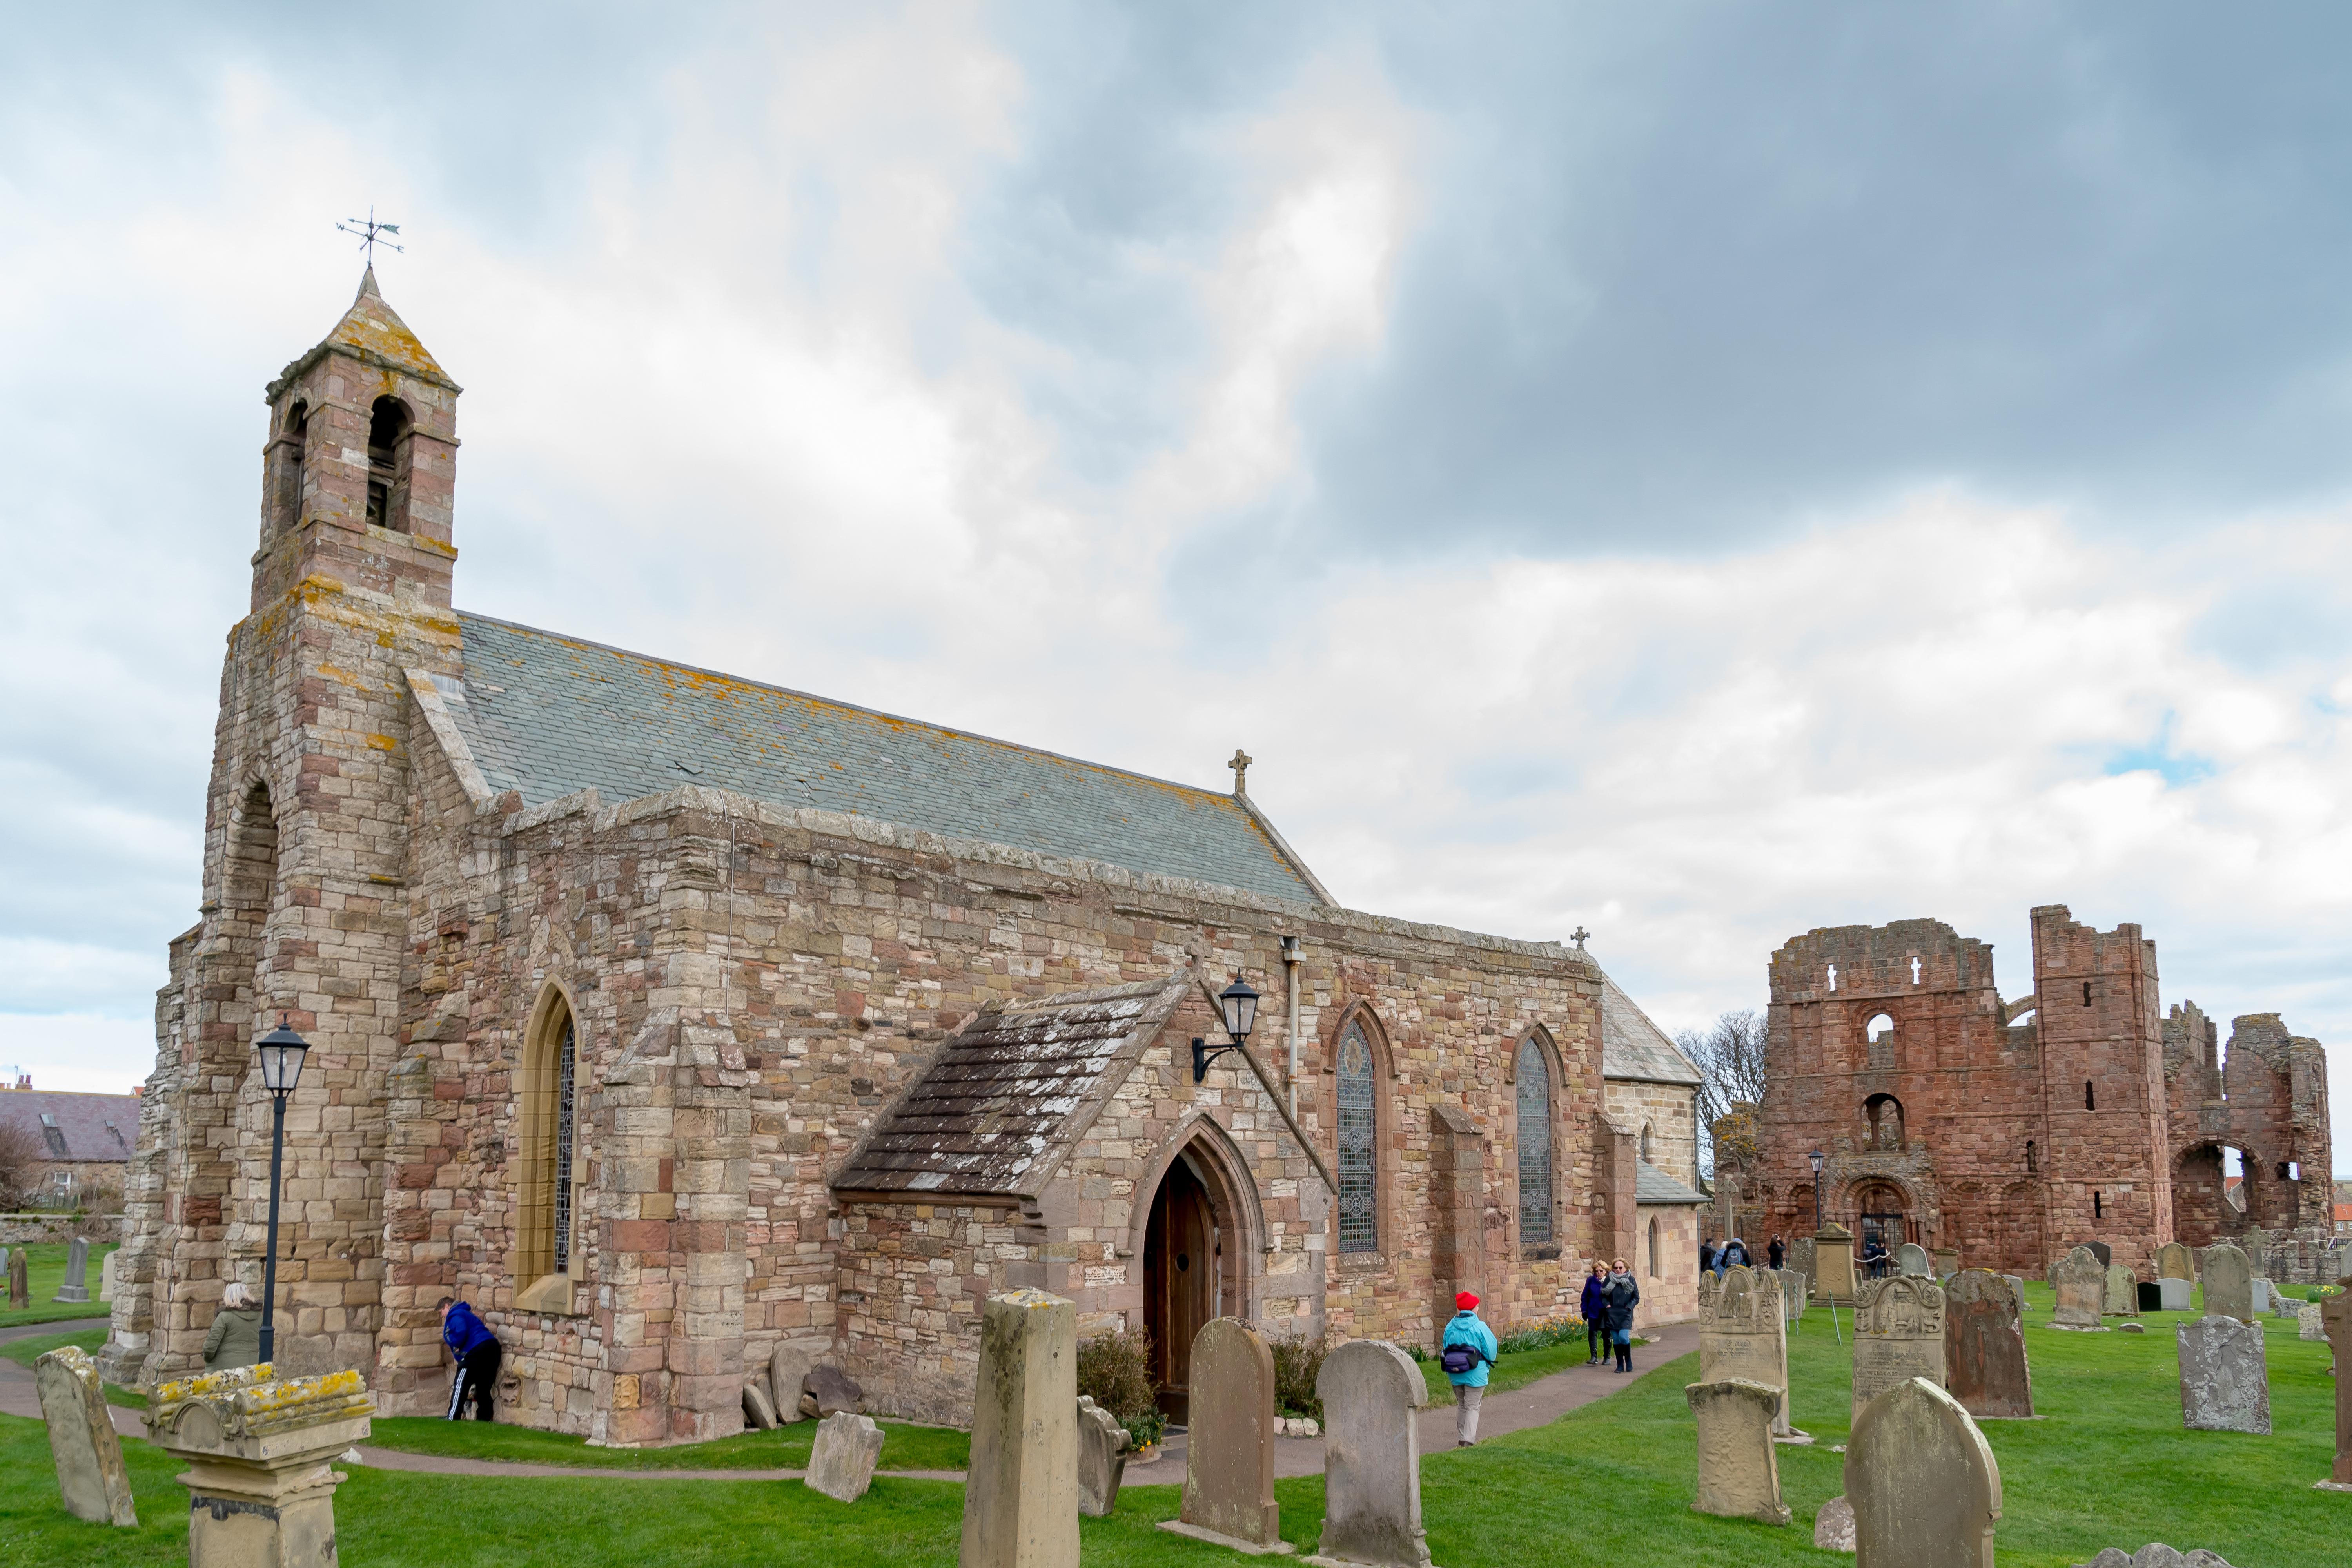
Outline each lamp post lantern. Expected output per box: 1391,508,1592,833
1190,977,1261,1082
1808,1147,1826,1231
252,1016,311,1367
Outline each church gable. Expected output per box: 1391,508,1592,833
832,976,1193,1200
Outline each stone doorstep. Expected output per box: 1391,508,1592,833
1157,1519,1297,1556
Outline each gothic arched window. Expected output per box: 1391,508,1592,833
1516,1038,1553,1246
1335,1022,1379,1255
517,989,582,1289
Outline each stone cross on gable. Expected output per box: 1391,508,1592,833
1228,748,1253,797
1570,927,1590,950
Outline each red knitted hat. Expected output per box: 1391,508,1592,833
1455,1291,1479,1311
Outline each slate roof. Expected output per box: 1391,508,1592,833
1635,1158,1708,1206
0,1092,138,1165
1598,969,1702,1086
438,612,1324,906
831,977,1192,1199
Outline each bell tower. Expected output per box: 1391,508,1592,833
252,266,461,611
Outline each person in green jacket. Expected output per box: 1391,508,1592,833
1439,1290,1499,1447
203,1282,264,1370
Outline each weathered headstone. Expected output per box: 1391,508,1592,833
742,1377,779,1430
1686,1378,1791,1525
1944,1270,2032,1421
1311,1340,1430,1568
960,1289,1078,1568
1815,1223,1857,1303
2050,1247,2109,1330
1788,1236,1817,1290
1815,1494,1856,1553
52,1237,91,1303
2177,1316,2269,1434
98,1248,116,1303
1851,1276,1947,1420
148,1363,373,1568
1782,1269,1809,1329
806,1411,886,1503
2324,1292,2352,1485
2080,1240,2114,1267
1161,1317,1289,1555
1846,1377,2001,1568
2155,1242,2194,1281
2298,1303,2326,1343
770,1343,816,1421
1934,1247,1960,1277
5,1246,25,1309
34,1346,138,1526
808,1363,864,1416
1700,1265,1792,1436
2158,1277,2194,1312
2103,1263,2140,1318
1075,1396,1129,1517
2200,1245,2252,1323
2251,1278,2274,1314
1895,1243,1932,1278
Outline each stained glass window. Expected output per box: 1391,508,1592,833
1336,1024,1378,1254
1517,1040,1553,1245
552,1017,577,1275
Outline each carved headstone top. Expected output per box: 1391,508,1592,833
2199,1245,2253,1323
1700,1266,1791,1436
2153,1242,2193,1281
2050,1247,2108,1328
1852,1276,1948,1419
1846,1377,2001,1568
148,1363,374,1457
1944,1270,2031,1421
1895,1243,1932,1278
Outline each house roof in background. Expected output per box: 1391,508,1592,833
0,1091,138,1164
437,613,1326,906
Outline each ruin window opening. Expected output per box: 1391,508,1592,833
1647,1216,1660,1278
2084,1080,2095,1112
366,396,414,532
2277,1161,2292,1182
2025,1140,2036,1173
1866,1013,1895,1045
1862,1093,1905,1151
1639,1122,1653,1163
1335,1022,1379,1254
1515,1038,1554,1247
2082,980,2092,1006
2093,1190,2103,1220
279,400,308,532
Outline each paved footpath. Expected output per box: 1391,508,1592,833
2,1315,1700,1484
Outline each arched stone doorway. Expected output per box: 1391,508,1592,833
1851,1180,1909,1274
1139,1131,1256,1423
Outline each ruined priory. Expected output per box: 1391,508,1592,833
98,273,1711,1441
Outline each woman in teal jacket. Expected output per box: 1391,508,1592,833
1440,1290,1500,1447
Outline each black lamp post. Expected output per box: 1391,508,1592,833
253,1016,311,1367
1190,978,1260,1082
1808,1147,1826,1231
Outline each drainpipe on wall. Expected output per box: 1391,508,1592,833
1281,935,1303,1118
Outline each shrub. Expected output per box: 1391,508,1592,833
1076,1327,1165,1450
1269,1335,1326,1422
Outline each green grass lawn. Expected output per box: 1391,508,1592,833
2,1279,2340,1567
1,1329,145,1407
0,1242,117,1330
363,1412,971,1472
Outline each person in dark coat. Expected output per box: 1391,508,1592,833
1698,1236,1716,1276
1768,1234,1786,1270
1602,1258,1641,1373
1718,1236,1750,1275
1860,1234,1890,1280
440,1296,502,1421
1579,1260,1610,1366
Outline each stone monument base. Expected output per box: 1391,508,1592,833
1160,1519,1297,1556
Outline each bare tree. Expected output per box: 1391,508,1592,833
0,1121,43,1210
1675,1008,1768,1178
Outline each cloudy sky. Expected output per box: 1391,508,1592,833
4,4,2348,1173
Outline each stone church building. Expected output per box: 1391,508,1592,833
1729,904,2333,1281
100,273,1705,1442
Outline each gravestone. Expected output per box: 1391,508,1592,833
742,1377,779,1430
960,1290,1078,1568
1788,1236,1817,1290
52,1237,91,1303
2050,1247,2109,1330
2324,1292,2352,1485
1161,1317,1289,1555
2103,1264,2140,1318
1815,1494,1856,1553
1311,1340,1430,1568
2241,1228,2274,1278
1847,1377,2001,1568
2155,1242,2193,1281
2298,1303,2326,1343
1700,1266,1792,1436
2177,1316,2269,1435
1782,1269,1809,1329
1815,1223,1858,1303
1686,1379,1791,1525
1944,1270,2032,1421
770,1343,816,1421
98,1248,116,1303
2080,1240,2114,1267
5,1246,25,1309
806,1412,886,1503
2251,1279,2273,1314
1895,1243,1932,1278
1851,1276,1947,1421
2200,1245,2252,1323
34,1346,138,1526
148,1363,373,1568
808,1364,864,1416
1076,1396,1129,1517
1934,1247,1960,1277
2158,1278,2194,1312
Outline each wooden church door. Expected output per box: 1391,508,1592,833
1144,1156,1219,1423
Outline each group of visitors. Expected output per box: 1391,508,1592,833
1697,1233,1789,1277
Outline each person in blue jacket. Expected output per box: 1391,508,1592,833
1440,1290,1499,1446
1580,1261,1610,1366
440,1295,502,1421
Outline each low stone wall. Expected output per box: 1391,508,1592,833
0,1213,121,1247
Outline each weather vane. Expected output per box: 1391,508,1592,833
336,206,404,267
